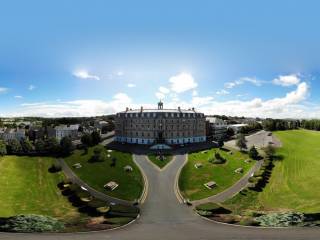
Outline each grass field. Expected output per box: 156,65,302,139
147,154,173,169
0,156,80,221
223,129,320,214
65,147,143,201
179,148,255,201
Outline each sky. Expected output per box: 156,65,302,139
1,0,320,118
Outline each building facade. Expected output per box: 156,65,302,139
115,102,206,145
0,128,26,141
206,117,228,141
47,124,80,141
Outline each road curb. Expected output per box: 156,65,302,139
195,211,316,230
174,154,188,203
133,154,149,204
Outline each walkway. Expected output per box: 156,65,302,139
192,160,264,205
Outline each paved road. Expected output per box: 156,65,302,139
1,154,320,240
226,130,282,150
57,158,134,206
192,160,264,205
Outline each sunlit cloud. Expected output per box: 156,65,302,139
0,87,8,94
127,83,136,88
273,74,300,86
216,89,230,95
28,85,36,91
73,70,100,81
225,77,263,89
169,72,198,93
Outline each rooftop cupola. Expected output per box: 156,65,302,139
158,100,163,110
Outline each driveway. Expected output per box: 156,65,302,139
2,153,320,240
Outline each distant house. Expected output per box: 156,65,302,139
206,117,228,141
47,124,80,141
0,128,26,141
228,124,248,134
28,127,45,141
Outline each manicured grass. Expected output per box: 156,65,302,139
0,156,80,221
179,148,255,201
223,129,320,214
65,147,143,201
147,154,173,169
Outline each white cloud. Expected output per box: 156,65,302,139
192,90,198,97
3,81,313,119
272,74,300,86
191,96,214,106
14,95,23,99
155,86,170,100
113,92,132,103
116,71,124,76
127,83,136,88
28,85,36,91
73,70,100,81
155,92,165,99
216,89,230,95
225,77,263,89
0,87,8,93
169,72,198,93
159,86,170,94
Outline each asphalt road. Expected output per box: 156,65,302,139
226,130,282,150
1,154,319,240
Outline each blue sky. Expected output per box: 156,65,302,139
0,0,320,118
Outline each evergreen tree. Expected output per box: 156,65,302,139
249,145,259,160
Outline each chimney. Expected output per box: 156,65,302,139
126,107,129,112
192,107,195,111
140,106,143,112
178,106,181,111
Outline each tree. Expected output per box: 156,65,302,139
6,139,22,154
20,139,33,154
217,139,224,148
226,128,235,138
35,139,46,154
264,144,275,160
45,137,60,155
236,134,247,151
60,137,74,156
0,140,7,156
249,145,259,160
81,133,92,147
89,146,107,162
91,131,101,145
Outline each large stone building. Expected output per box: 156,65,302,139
115,101,206,145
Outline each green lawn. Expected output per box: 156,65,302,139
0,156,80,221
223,129,320,214
64,147,143,201
147,154,173,169
179,148,255,201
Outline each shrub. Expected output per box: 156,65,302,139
89,146,107,162
195,202,231,214
196,202,220,211
239,217,259,226
255,212,306,227
48,162,62,173
0,214,64,232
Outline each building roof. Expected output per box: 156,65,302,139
55,124,79,131
119,108,201,114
